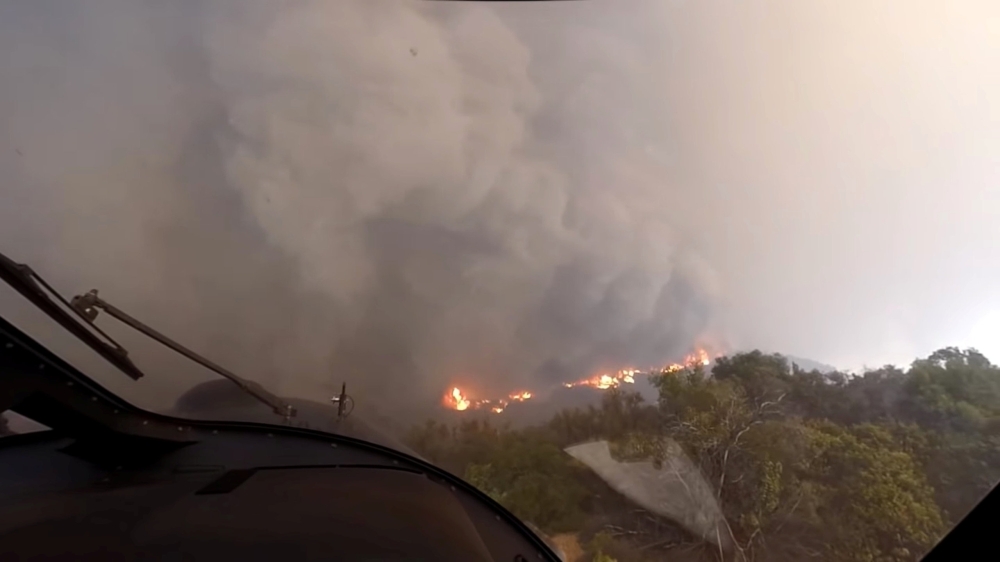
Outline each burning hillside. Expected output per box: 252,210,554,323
442,348,715,413
443,388,534,414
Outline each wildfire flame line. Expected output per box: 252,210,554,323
442,348,713,413
444,388,533,414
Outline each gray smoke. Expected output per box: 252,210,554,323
2,0,997,419
0,0,717,416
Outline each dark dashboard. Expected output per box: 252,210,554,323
0,315,561,561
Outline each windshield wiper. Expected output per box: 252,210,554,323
0,251,145,380
71,289,296,419
0,251,296,419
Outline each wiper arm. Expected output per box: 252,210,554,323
0,251,145,380
0,250,295,418
71,289,295,419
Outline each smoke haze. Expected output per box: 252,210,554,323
1,1,998,417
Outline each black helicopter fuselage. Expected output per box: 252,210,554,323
0,314,561,561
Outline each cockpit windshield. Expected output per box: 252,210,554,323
3,1,1000,560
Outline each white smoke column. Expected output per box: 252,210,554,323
0,0,717,415
206,1,525,302
204,0,712,404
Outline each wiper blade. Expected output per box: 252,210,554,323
71,289,295,418
0,250,295,418
0,251,145,380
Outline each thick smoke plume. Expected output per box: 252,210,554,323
3,1,998,419
0,0,717,417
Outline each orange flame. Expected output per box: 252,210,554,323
443,347,718,413
661,348,712,373
690,348,711,366
563,368,639,390
445,387,471,411
442,387,535,413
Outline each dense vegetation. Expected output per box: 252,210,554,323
406,348,1000,562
